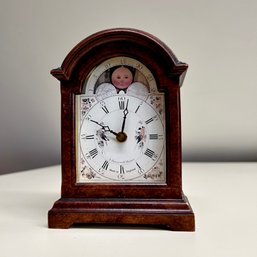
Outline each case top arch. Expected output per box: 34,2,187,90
51,28,188,86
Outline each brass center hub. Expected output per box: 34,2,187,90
116,132,127,142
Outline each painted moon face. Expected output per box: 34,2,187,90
111,66,133,89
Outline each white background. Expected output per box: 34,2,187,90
1,0,257,174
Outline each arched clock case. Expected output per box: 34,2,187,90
48,28,195,231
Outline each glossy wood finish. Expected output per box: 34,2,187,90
48,28,195,231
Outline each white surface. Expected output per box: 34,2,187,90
1,1,257,173
0,163,257,257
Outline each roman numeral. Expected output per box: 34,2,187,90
101,160,109,170
85,134,94,139
119,98,129,111
144,148,155,159
145,115,157,124
145,117,154,124
119,99,125,110
101,105,109,114
120,165,125,174
135,105,141,113
136,162,144,174
149,134,158,140
89,148,98,159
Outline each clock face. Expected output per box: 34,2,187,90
76,57,166,184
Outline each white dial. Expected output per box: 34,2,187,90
77,94,165,183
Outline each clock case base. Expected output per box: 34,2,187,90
48,193,194,231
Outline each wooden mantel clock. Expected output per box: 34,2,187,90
48,28,195,231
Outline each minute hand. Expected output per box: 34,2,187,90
121,99,129,133
90,120,118,136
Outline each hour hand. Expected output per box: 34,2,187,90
90,119,118,136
